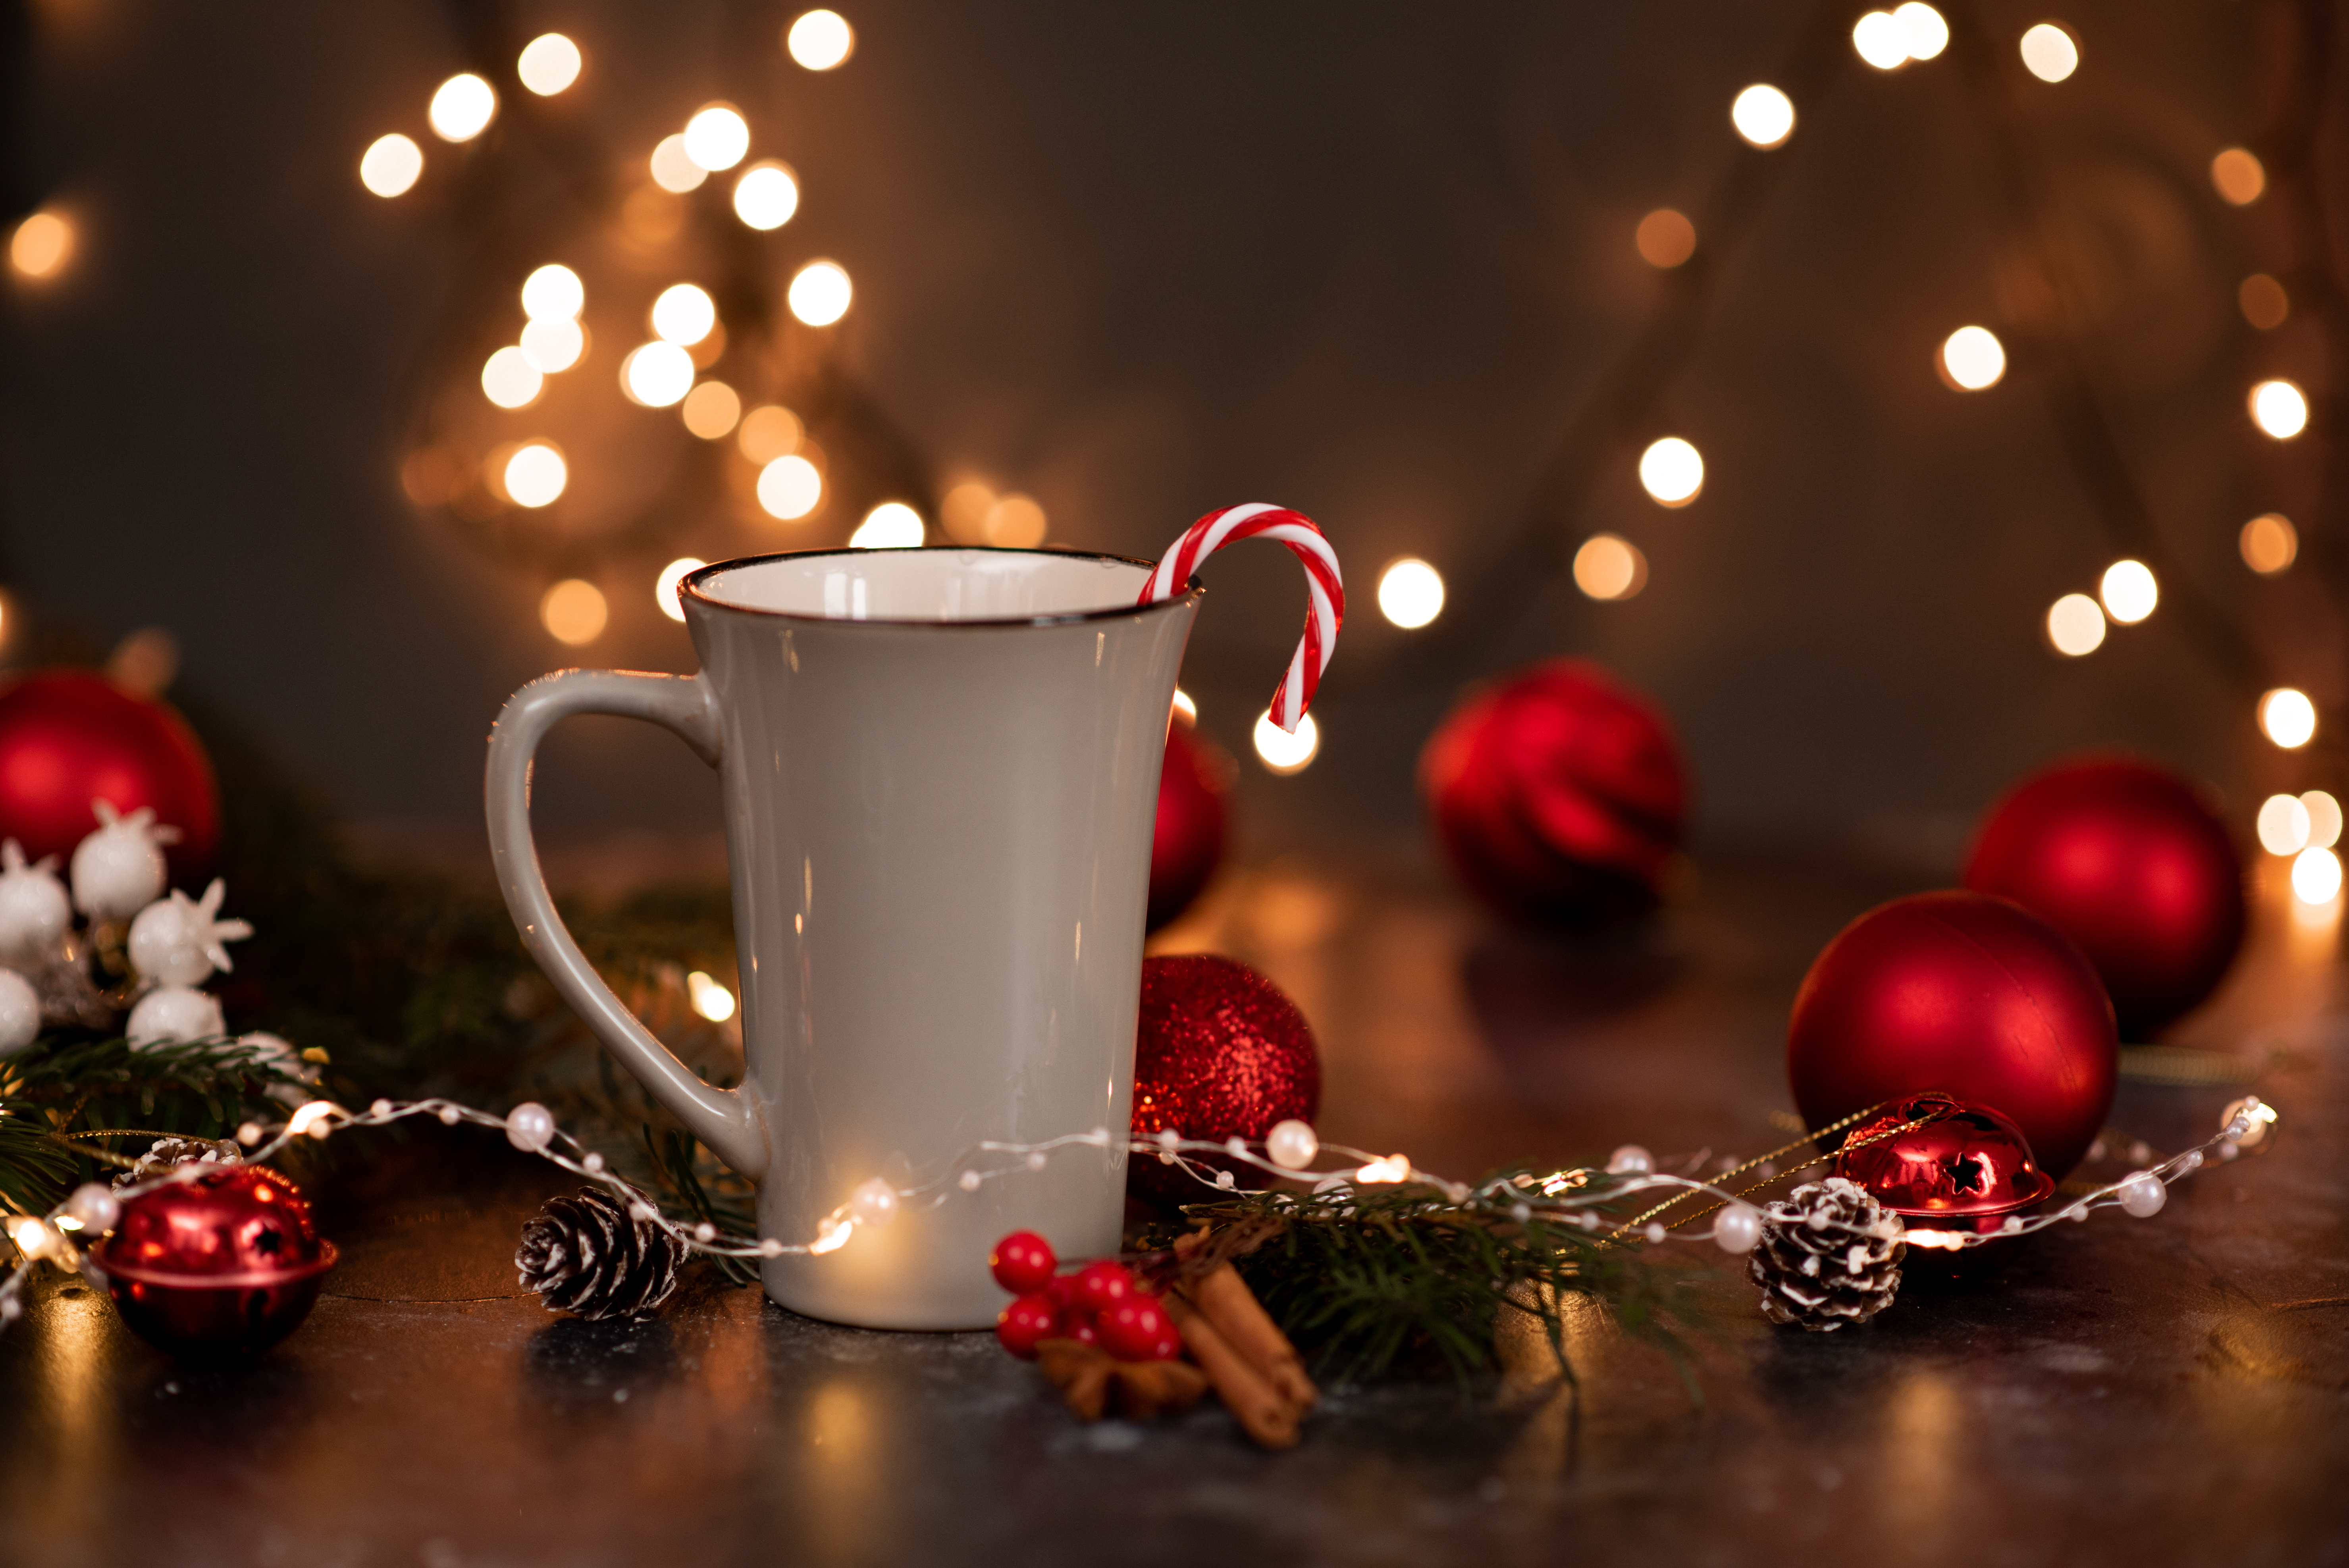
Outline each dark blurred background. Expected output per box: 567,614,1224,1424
0,0,2337,868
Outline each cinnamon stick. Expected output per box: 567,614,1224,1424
1182,1264,1318,1412
1163,1289,1299,1449
1035,1339,1113,1421
1110,1356,1210,1419
1034,1340,1209,1423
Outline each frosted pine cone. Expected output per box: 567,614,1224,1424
516,1187,684,1321
113,1135,243,1190
1749,1176,1906,1331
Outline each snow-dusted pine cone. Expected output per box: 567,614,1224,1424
112,1135,243,1190
1748,1176,1906,1331
516,1187,684,1321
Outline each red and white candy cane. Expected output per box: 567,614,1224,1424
1139,504,1343,733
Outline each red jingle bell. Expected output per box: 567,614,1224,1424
0,670,220,882
1128,955,1320,1207
1148,721,1229,931
1835,1093,2055,1239
1964,756,2245,1038
1788,891,2117,1178
1419,659,1688,925
89,1164,337,1358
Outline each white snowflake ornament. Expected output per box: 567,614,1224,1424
70,800,182,922
0,839,72,966
126,984,225,1050
127,879,252,987
0,968,40,1057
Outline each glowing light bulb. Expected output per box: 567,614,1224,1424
2046,593,2105,656
540,578,606,644
1939,325,2006,390
738,405,804,464
8,210,71,280
1376,557,1445,628
1730,85,1795,148
2239,274,2289,330
683,104,751,172
428,73,498,142
809,1212,854,1253
650,135,707,193
517,33,583,95
2258,794,2312,855
686,969,736,1021
733,162,800,230
787,10,855,69
1638,436,1703,505
788,260,853,326
1573,533,1648,601
2240,513,2297,574
1253,710,1320,774
1853,12,1908,69
358,135,424,198
622,340,696,406
681,379,741,439
2251,379,2309,439
757,455,823,520
2098,559,2156,624
651,282,717,345
480,346,544,409
2261,688,2317,749
657,557,706,622
1354,1154,1412,1185
520,315,585,372
2306,790,2345,850
985,495,1047,547
521,264,584,321
1171,689,1198,726
2293,846,2342,905
1895,3,1949,59
2020,23,2079,83
1634,208,1696,268
504,442,568,508
2210,147,2265,206
850,502,925,549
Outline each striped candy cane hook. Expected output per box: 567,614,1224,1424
1139,504,1343,733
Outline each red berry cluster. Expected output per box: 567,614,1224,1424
989,1231,1181,1362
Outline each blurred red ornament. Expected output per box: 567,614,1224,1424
1964,756,2245,1038
1419,659,1687,925
1129,954,1319,1206
89,1164,337,1358
1148,721,1229,931
1788,891,2117,1178
0,670,219,882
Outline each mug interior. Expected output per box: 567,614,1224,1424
688,548,1166,624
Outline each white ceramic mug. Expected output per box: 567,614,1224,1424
485,547,1201,1329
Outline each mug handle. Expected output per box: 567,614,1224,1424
484,668,767,1179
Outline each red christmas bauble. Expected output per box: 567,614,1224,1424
1788,891,2117,1178
1419,659,1688,925
90,1164,337,1357
1129,954,1320,1205
0,670,219,881
1964,756,2245,1038
1148,722,1229,931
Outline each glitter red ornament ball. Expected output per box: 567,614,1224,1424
1964,756,2245,1038
89,1164,338,1358
1129,955,1320,1206
1788,891,2117,1178
0,670,220,882
1419,659,1688,925
1148,721,1230,931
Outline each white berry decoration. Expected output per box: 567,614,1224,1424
0,968,40,1057
0,839,72,966
70,800,182,922
125,984,225,1050
127,879,253,986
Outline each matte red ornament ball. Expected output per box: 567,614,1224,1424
0,669,219,881
1148,722,1229,932
1129,955,1320,1206
1787,891,2117,1178
1419,659,1687,925
1964,756,2245,1038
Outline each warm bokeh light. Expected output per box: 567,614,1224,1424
651,282,717,345
1376,558,1445,628
480,346,544,409
733,162,800,229
2250,379,2309,439
2210,147,2265,206
1573,533,1648,601
1730,85,1795,148
359,135,424,198
757,455,823,519
520,314,585,372
1635,209,1696,268
541,578,606,644
2261,687,2317,749
2240,512,2297,574
521,263,584,321
1253,710,1320,774
2239,273,2289,330
2098,559,2156,624
622,340,696,406
941,481,995,542
2293,846,2342,905
1895,3,1949,58
986,495,1047,547
428,73,498,141
787,10,855,69
789,260,853,326
2258,794,2312,856
657,557,706,623
681,379,741,439
2020,23,2079,83
1939,325,2006,390
1171,689,1197,726
2046,593,2105,656
650,134,707,193
686,970,737,1022
683,104,751,171
1853,12,1908,69
8,210,72,281
850,502,925,549
2304,790,2344,851
738,405,804,464
518,33,583,95
1638,436,1703,505
504,442,568,508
